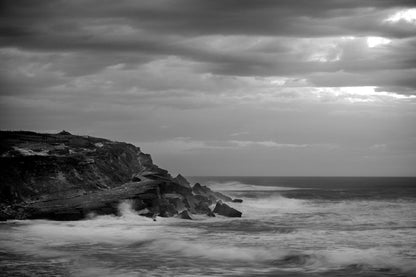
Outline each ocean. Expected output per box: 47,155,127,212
1,177,415,276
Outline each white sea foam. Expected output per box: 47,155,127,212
153,239,289,261
150,239,416,274
205,181,297,191
313,247,416,273
1,197,415,276
227,195,311,220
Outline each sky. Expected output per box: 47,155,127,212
1,0,416,176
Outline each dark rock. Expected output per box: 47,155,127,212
194,194,211,205
0,210,9,221
137,152,171,180
192,183,232,202
213,201,242,217
152,213,158,221
0,130,244,221
195,201,212,215
131,173,142,182
207,210,216,217
137,209,154,218
13,180,162,220
163,193,186,212
232,198,243,203
184,195,198,214
173,174,191,189
183,194,210,215
177,210,192,220
152,198,178,217
160,181,192,196
0,131,155,204
129,199,147,212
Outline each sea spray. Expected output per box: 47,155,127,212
1,177,415,276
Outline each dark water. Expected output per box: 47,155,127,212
1,177,415,276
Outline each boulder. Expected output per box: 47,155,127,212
207,209,216,217
160,181,192,196
184,195,198,214
151,198,178,217
192,183,232,202
163,193,186,212
182,194,209,215
173,174,191,189
213,201,242,217
232,198,243,203
194,194,211,205
177,210,192,220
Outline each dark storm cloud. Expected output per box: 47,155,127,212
1,0,416,92
1,0,416,37
1,1,416,177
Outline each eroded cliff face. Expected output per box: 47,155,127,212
0,131,242,221
0,131,167,203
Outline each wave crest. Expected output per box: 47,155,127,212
206,181,296,191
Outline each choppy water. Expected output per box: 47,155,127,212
1,177,415,276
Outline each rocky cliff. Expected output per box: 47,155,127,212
0,130,242,220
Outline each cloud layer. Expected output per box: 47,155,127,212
1,0,415,175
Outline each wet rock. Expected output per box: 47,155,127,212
232,198,243,203
194,194,212,205
206,209,216,217
173,174,191,189
184,195,198,214
14,180,161,220
177,210,192,220
152,213,158,221
0,210,9,221
163,193,186,212
213,201,242,217
151,198,178,217
160,181,192,196
192,183,232,202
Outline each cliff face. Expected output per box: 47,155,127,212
0,131,167,203
0,130,241,220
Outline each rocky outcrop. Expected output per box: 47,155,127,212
213,201,242,217
0,130,243,221
0,131,153,203
192,183,232,203
7,180,161,220
173,174,191,189
177,210,192,220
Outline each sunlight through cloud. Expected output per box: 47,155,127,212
385,8,416,24
366,37,391,48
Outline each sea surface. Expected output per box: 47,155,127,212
1,177,415,276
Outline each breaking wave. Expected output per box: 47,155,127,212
205,180,297,191
1,181,416,276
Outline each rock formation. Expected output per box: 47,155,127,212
0,130,242,221
173,174,191,189
192,183,232,202
213,201,242,217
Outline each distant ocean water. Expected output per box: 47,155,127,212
1,177,415,276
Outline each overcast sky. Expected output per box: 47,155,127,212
1,0,416,176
